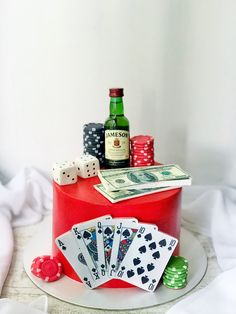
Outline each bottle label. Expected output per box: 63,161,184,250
105,130,129,161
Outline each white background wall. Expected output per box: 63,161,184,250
1,0,236,184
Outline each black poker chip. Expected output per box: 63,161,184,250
83,122,105,165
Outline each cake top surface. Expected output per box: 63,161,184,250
54,176,181,207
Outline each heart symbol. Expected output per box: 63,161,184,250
138,245,146,254
133,258,141,266
137,267,145,275
141,276,149,284
159,239,167,247
144,233,152,241
152,251,160,259
149,242,156,250
83,231,91,240
127,270,135,278
147,263,155,271
122,229,131,238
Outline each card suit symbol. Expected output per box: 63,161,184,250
98,229,102,234
141,275,149,284
104,227,113,236
77,234,81,239
92,268,96,273
168,246,172,251
127,270,135,278
144,233,152,241
138,245,147,254
121,266,126,270
101,264,105,269
133,257,141,266
137,234,142,238
152,279,157,283
152,251,160,259
116,230,121,235
122,229,131,238
78,253,87,266
84,277,88,281
147,263,155,271
137,267,145,275
62,246,66,250
111,264,116,269
149,242,156,250
159,239,167,247
83,231,91,240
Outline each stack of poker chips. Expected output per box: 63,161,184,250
83,123,105,165
162,256,188,289
130,135,155,167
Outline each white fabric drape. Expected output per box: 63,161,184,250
0,168,51,295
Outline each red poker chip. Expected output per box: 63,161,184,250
131,147,154,152
32,255,63,282
132,155,154,160
132,163,154,167
130,135,154,144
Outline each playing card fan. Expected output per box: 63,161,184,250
54,216,178,292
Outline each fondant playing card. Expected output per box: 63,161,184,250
116,226,178,292
55,231,99,289
108,221,154,277
96,218,138,275
71,215,112,284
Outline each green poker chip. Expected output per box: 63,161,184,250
163,281,187,290
163,275,187,283
163,277,187,285
163,272,188,280
164,269,188,277
165,256,188,271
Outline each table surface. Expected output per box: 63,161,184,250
2,216,221,314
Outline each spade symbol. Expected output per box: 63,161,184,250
159,239,167,247
147,263,155,271
144,233,152,241
104,227,113,236
116,230,121,235
138,245,146,254
62,246,66,250
77,234,81,239
133,257,141,266
152,251,160,259
122,229,131,238
98,229,102,234
141,276,149,284
127,270,135,278
137,267,145,275
149,242,156,250
83,231,91,240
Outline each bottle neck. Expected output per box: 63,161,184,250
109,97,124,116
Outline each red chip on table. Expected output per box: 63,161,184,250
130,135,154,145
130,135,155,167
31,255,63,282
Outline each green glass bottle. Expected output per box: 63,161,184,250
104,88,130,168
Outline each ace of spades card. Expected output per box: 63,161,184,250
55,231,100,289
109,221,157,278
96,218,138,275
116,225,178,292
71,215,112,284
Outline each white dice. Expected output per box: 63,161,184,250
75,154,100,179
52,161,78,186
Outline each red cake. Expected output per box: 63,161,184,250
52,176,182,288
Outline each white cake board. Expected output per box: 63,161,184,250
23,216,207,310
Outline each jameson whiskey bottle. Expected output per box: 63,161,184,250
105,88,130,168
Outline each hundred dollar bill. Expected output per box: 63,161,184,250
94,183,179,203
98,164,191,191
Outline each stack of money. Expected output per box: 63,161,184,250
94,164,192,203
